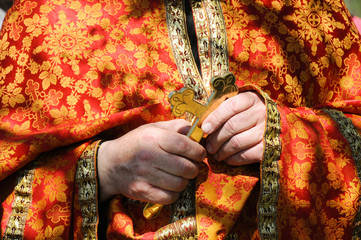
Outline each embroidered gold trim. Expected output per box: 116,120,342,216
165,0,231,236
166,0,231,224
322,109,361,238
202,0,229,77
165,0,208,101
190,0,211,89
170,178,197,223
155,216,198,240
4,162,36,240
258,93,281,239
165,0,229,101
76,140,101,240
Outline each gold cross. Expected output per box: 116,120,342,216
169,72,238,141
143,72,238,219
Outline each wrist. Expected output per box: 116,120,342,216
97,140,115,202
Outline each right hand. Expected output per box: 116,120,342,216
97,119,206,204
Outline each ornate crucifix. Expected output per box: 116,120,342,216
143,72,238,219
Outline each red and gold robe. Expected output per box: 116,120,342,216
1,0,361,239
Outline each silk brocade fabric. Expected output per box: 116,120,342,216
1,0,361,239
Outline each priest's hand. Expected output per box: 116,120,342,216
201,91,266,165
97,119,206,203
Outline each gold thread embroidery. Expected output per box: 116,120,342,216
76,140,101,240
165,0,230,101
258,92,281,239
155,216,198,240
322,109,361,239
191,0,211,89
202,0,229,76
170,178,197,223
165,0,207,101
4,162,36,240
165,0,232,236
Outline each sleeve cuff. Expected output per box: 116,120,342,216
76,140,103,239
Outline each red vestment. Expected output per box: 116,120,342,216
1,0,361,239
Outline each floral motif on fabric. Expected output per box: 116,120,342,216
1,0,361,239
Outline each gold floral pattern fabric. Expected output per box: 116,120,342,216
1,0,361,239
0,0,183,239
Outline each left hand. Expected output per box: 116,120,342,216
201,91,266,165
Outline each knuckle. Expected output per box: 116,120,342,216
128,157,148,178
189,168,199,179
141,125,165,141
238,151,248,162
186,164,199,179
226,152,246,166
229,136,243,151
255,104,266,117
249,91,262,102
175,118,190,126
135,151,152,165
173,178,189,192
226,97,241,114
128,181,147,199
155,191,179,205
177,138,190,153
224,118,238,134
177,159,189,173
179,160,199,178
255,126,265,141
195,147,206,161
136,165,149,177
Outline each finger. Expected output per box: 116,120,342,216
152,119,192,135
205,104,264,154
154,154,200,179
213,125,264,161
127,180,181,205
145,167,190,192
224,141,264,165
145,187,180,205
118,155,190,204
201,92,261,135
158,132,206,163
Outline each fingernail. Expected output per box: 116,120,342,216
202,123,212,134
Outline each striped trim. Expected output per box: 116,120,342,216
3,162,36,240
258,95,281,239
165,0,230,101
76,140,101,240
165,0,208,101
322,109,361,239
191,0,211,90
202,0,229,77
155,216,197,239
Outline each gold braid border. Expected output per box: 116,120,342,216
202,0,229,77
155,216,198,240
322,109,361,239
258,93,281,239
3,162,37,239
165,0,208,101
165,0,231,225
76,140,101,240
165,0,230,101
191,0,211,90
